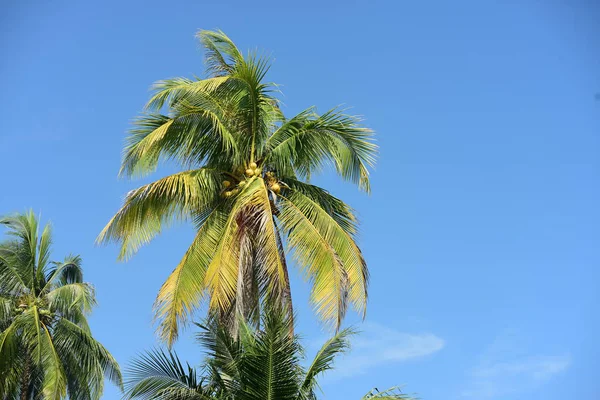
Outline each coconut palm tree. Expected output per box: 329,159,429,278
98,30,377,345
0,211,122,399
123,309,411,400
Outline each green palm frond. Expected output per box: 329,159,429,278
301,328,355,397
53,319,123,394
266,108,376,192
43,255,84,288
127,310,413,400
46,282,96,318
123,348,204,400
361,386,415,399
236,311,301,400
197,30,244,77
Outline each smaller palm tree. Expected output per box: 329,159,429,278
0,211,122,400
124,309,413,400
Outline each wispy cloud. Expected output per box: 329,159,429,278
460,332,570,399
320,321,444,380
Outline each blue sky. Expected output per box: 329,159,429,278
1,1,599,399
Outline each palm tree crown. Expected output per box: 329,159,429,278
98,30,377,345
124,309,411,400
0,211,122,399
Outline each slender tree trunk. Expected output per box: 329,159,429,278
275,224,294,336
20,356,30,400
281,257,294,336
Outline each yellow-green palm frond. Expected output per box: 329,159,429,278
121,108,238,178
97,168,221,260
278,188,368,327
277,194,350,329
281,177,358,236
153,205,229,346
144,76,231,112
250,181,288,304
204,177,261,314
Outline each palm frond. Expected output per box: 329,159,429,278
53,318,123,394
97,168,221,260
43,254,84,290
204,177,262,314
121,109,238,178
153,205,228,346
361,386,414,399
276,194,350,329
301,328,355,396
266,108,377,192
197,29,244,77
0,243,29,296
145,76,231,112
236,309,301,400
46,282,96,318
124,348,200,400
280,178,357,235
280,190,368,322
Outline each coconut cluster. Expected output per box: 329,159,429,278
265,171,281,194
221,162,281,197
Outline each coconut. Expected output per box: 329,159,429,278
223,180,231,188
271,183,281,193
245,168,254,176
254,168,261,176
238,180,246,187
224,191,232,198
249,162,257,169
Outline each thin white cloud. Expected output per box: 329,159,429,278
321,321,445,380
461,333,570,399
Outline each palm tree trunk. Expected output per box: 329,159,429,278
233,231,257,337
275,225,294,336
20,355,30,400
281,257,294,337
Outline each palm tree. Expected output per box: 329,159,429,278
123,309,412,400
0,211,122,399
98,30,377,345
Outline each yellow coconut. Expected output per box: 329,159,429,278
224,191,232,198
271,183,281,193
254,168,261,176
245,168,254,176
249,162,257,169
223,180,231,188
238,180,246,187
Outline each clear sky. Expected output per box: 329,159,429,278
1,1,599,399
